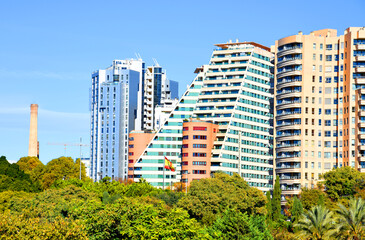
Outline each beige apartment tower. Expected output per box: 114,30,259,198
274,27,365,200
28,104,39,158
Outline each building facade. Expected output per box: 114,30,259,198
142,65,171,131
132,41,274,192
90,59,145,181
127,130,156,179
273,27,365,198
181,120,218,185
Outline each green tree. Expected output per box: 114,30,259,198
322,167,365,201
300,188,328,210
290,196,303,223
0,156,40,192
266,191,272,221
206,208,273,240
177,172,267,225
336,197,365,240
41,156,86,189
16,156,44,174
294,205,338,240
272,175,282,220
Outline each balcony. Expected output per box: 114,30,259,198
276,121,301,130
359,144,365,151
359,100,365,105
276,143,301,148
276,101,302,110
358,121,365,128
358,133,365,139
359,88,365,94
359,110,365,117
277,47,302,58
276,135,301,142
276,112,302,121
277,59,302,68
277,70,302,79
356,45,365,50
358,154,365,162
355,77,365,84
356,56,365,61
282,189,301,195
276,90,301,100
276,79,302,89
355,67,365,73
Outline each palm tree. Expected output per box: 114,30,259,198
336,197,365,240
294,205,338,240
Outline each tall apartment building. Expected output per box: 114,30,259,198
274,27,365,198
90,59,145,181
142,65,175,131
132,41,274,191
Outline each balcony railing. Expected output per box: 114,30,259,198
276,122,301,126
276,165,301,169
276,143,301,148
277,90,302,95
277,111,301,116
277,78,302,84
277,154,301,159
276,132,301,137
277,100,302,106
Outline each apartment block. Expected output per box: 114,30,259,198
181,120,218,185
90,59,145,181
132,41,274,191
274,27,365,198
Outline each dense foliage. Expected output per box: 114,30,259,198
1,156,365,239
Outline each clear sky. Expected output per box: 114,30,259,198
0,0,364,163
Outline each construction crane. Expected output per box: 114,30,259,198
48,138,90,180
47,141,89,156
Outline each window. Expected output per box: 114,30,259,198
182,153,188,157
193,153,207,157
193,161,207,166
192,170,206,174
325,120,331,126
182,144,188,148
183,127,189,131
183,135,189,140
326,55,332,61
182,161,188,165
193,135,207,140
193,144,207,148
325,131,331,137
193,126,207,131
326,44,332,50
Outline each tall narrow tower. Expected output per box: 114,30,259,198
28,104,38,157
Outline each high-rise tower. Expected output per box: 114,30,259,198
28,104,39,158
90,59,145,181
273,27,365,200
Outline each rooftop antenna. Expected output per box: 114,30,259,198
134,53,142,60
152,58,159,67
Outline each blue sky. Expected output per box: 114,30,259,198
0,0,364,163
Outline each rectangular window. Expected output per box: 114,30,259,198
193,144,207,148
192,153,207,157
183,127,189,131
193,127,207,131
192,161,207,166
193,135,207,140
